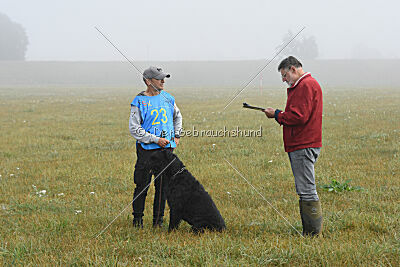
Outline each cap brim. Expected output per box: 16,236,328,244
154,73,170,80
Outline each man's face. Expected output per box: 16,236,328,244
280,66,296,87
148,78,165,90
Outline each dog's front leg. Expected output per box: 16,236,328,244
168,209,182,232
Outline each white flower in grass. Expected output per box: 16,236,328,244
268,160,273,163
75,210,82,214
16,167,20,170
227,191,231,195
249,221,262,226
90,192,95,195
36,190,46,197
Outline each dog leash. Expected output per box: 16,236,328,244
155,175,163,226
155,166,185,225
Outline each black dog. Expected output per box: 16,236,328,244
150,149,226,233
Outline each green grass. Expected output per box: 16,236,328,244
0,86,399,265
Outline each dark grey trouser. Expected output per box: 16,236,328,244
288,148,321,201
132,144,173,221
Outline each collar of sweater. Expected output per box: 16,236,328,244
289,72,311,89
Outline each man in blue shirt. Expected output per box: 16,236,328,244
129,66,182,228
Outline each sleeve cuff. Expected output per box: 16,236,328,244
152,136,160,144
274,109,282,124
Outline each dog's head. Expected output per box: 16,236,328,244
149,149,184,177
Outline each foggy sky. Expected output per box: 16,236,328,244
1,0,399,61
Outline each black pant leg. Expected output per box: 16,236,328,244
132,144,152,218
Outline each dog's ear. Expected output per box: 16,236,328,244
166,150,184,168
162,149,175,161
149,150,165,165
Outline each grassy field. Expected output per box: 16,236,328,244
0,85,399,265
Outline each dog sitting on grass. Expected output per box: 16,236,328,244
150,149,226,233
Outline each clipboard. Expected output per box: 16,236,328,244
242,102,265,111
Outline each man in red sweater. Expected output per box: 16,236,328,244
264,56,323,236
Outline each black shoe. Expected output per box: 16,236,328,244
133,217,143,228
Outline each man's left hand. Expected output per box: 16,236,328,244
263,107,276,118
174,138,180,146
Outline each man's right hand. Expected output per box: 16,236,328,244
263,107,276,118
157,138,170,148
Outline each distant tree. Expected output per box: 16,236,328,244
0,13,29,60
277,30,319,60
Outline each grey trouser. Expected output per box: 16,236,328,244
288,148,321,201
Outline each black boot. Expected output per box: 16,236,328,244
133,217,143,228
299,200,323,236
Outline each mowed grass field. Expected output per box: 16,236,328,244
0,85,399,266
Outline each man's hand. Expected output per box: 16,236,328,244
174,137,180,146
263,107,276,118
157,138,170,148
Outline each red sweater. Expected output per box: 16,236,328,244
275,73,323,152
